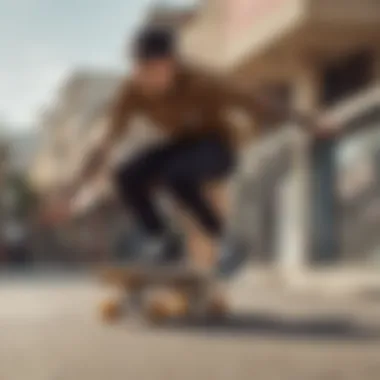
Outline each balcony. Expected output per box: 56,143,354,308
223,0,380,71
324,85,380,128
308,0,380,25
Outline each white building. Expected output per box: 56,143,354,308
181,0,380,269
29,69,123,195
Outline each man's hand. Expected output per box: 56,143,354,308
312,116,340,139
286,107,340,139
81,141,111,184
81,150,104,183
67,147,105,207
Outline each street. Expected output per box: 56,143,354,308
1,271,380,380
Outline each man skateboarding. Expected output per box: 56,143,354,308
77,26,330,275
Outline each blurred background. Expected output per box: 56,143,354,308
1,1,380,379
1,0,379,272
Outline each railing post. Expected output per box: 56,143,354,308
276,127,311,275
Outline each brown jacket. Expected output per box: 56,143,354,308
107,66,270,149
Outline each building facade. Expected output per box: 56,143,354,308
28,70,127,263
30,70,122,194
181,0,380,270
29,65,171,263
28,1,380,268
0,128,41,265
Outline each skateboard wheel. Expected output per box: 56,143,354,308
145,301,168,324
208,294,227,316
145,291,189,323
99,298,123,322
100,268,119,282
124,274,143,289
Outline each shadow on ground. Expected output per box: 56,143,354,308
158,313,380,342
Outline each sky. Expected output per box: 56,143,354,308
0,0,196,131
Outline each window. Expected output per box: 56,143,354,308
321,50,374,106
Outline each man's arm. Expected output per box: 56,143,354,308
221,82,318,132
199,71,321,134
245,91,337,138
80,80,136,182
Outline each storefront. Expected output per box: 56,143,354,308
335,107,380,264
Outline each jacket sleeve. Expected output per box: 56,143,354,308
196,73,273,132
105,80,138,146
200,72,308,131
218,80,317,130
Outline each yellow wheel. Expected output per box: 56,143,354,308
99,298,124,323
144,290,190,324
208,293,228,317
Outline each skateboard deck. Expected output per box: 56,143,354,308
100,265,210,287
97,265,227,324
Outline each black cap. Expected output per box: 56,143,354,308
133,26,176,61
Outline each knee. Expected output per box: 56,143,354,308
114,165,142,198
163,169,183,188
164,172,196,196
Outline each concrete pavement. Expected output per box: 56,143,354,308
1,271,380,380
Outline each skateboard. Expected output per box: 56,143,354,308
97,265,228,324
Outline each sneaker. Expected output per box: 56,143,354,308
216,237,250,278
140,232,184,267
113,225,146,263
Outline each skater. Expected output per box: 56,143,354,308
77,26,330,275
